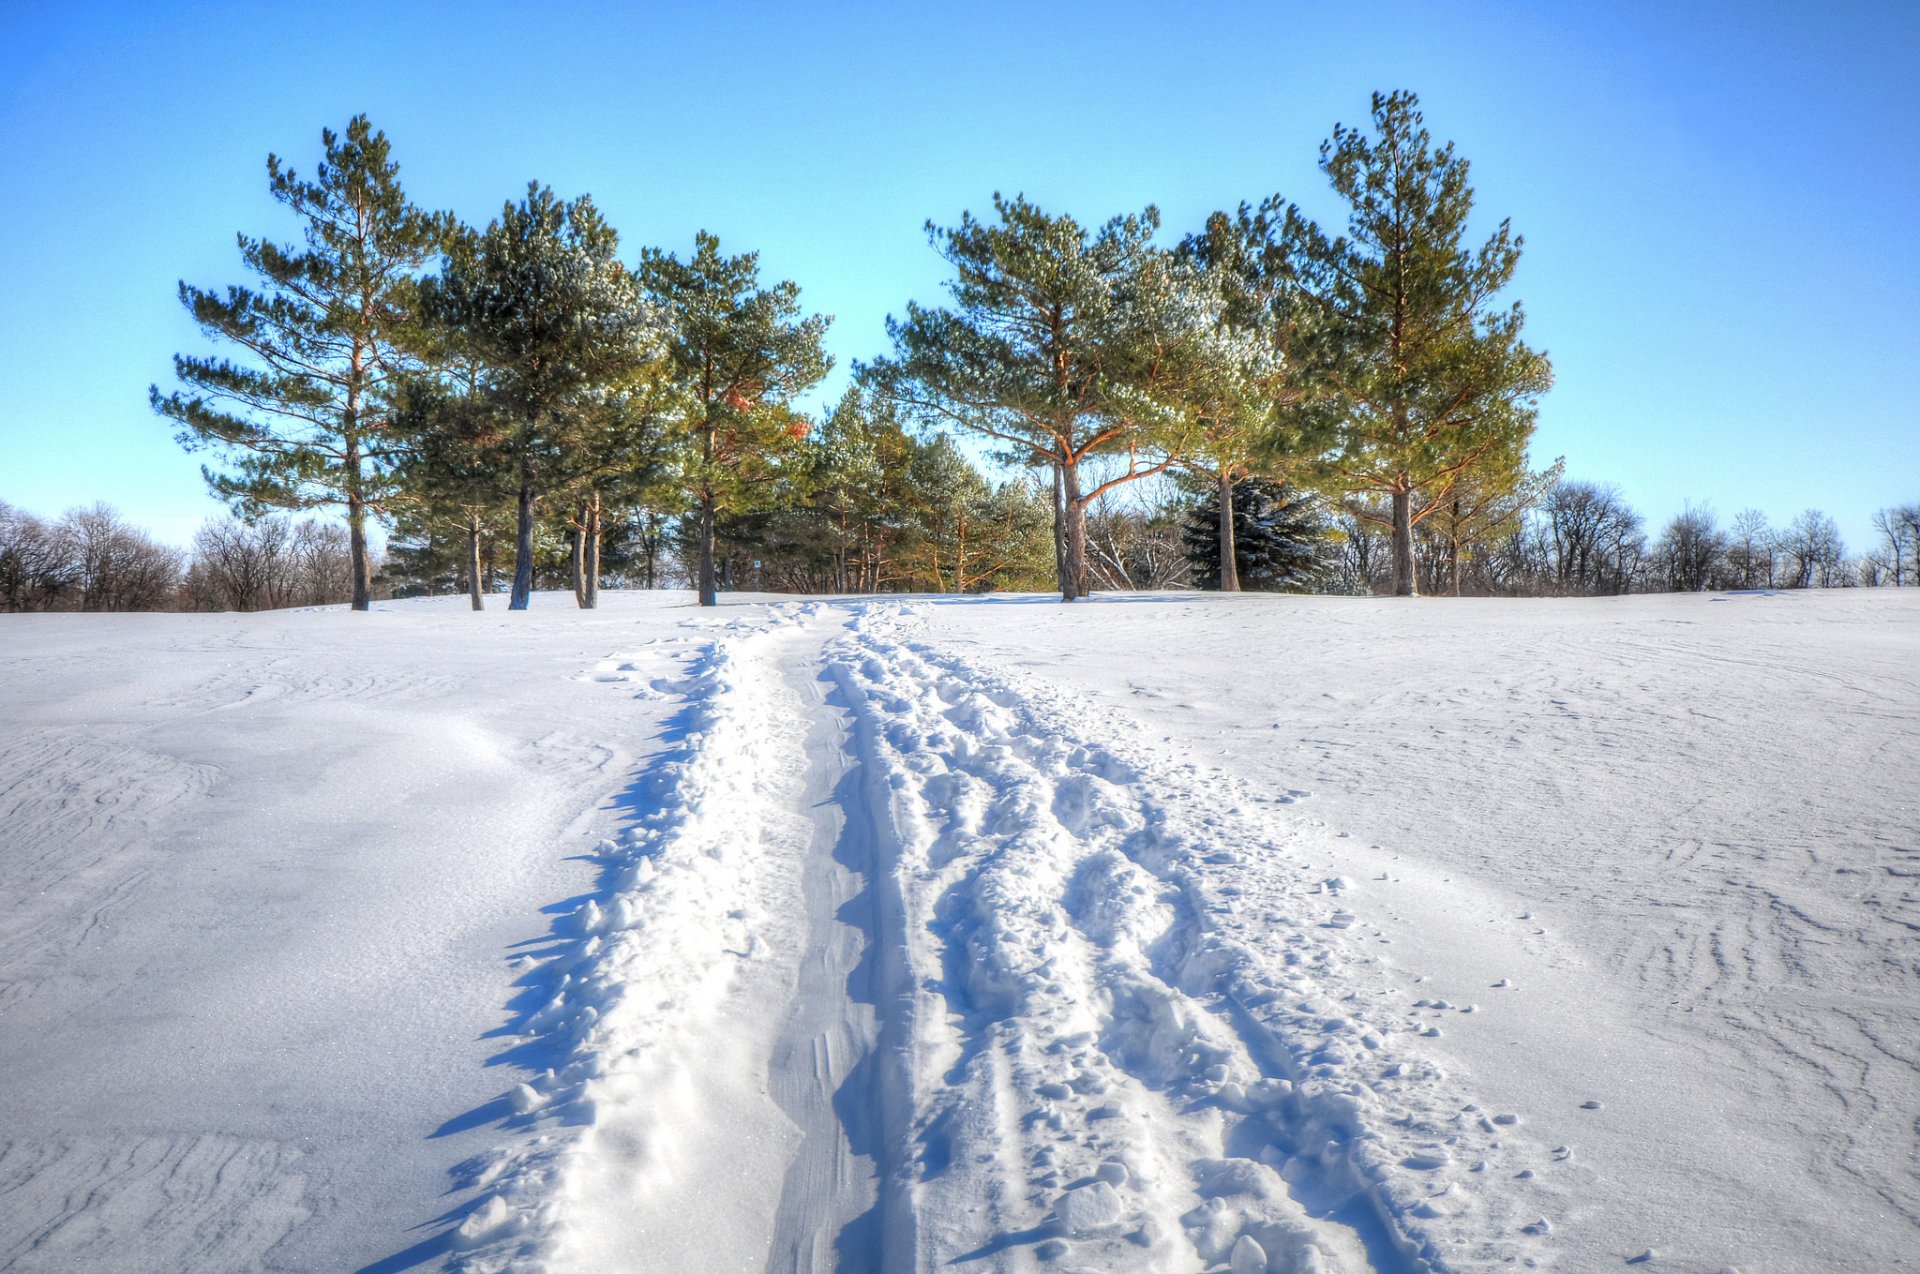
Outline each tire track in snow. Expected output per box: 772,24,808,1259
829,604,1555,1273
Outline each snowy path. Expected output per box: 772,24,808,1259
451,603,1563,1273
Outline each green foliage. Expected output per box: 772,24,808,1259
151,114,449,608
1276,91,1553,594
863,194,1210,599
420,184,660,607
638,231,832,604
1183,479,1333,592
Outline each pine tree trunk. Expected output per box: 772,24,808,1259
1218,471,1240,593
583,497,601,609
1052,461,1067,588
697,492,718,607
1061,460,1088,602
343,432,372,611
466,511,484,611
1390,487,1418,597
568,504,586,607
510,438,536,610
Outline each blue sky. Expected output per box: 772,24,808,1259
2,0,1914,553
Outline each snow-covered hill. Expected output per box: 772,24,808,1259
0,590,1913,1273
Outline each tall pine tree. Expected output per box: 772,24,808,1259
1285,91,1552,596
421,186,656,610
152,116,447,610
864,196,1207,601
638,232,831,608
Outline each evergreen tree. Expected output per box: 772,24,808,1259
388,345,514,609
638,232,832,608
1175,208,1336,592
1417,454,1562,595
1284,91,1552,596
152,116,447,610
1184,479,1331,592
553,380,679,608
897,437,1054,593
863,195,1208,601
421,186,656,609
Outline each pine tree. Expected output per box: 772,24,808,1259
420,186,655,610
1284,91,1553,596
152,116,448,610
389,344,514,609
863,195,1208,601
1184,479,1331,592
1175,207,1327,591
637,232,832,608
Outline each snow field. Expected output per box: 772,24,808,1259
3,589,1912,1273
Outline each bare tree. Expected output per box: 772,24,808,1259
1726,509,1776,589
0,502,76,611
1778,510,1847,588
1650,503,1727,592
1544,482,1644,595
1871,504,1918,586
56,504,184,611
1084,486,1190,591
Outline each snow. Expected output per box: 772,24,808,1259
1,588,1915,1272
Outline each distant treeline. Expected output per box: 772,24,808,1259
9,93,1905,617
5,487,1916,614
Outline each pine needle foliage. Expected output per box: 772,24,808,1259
151,115,449,610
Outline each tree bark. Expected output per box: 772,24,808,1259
1060,459,1088,602
1391,487,1417,597
466,511,484,611
1218,471,1240,593
1051,461,1067,589
569,503,586,608
697,492,718,607
510,436,536,610
344,433,372,611
583,496,601,609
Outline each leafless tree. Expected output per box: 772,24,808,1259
1778,509,1847,588
1084,487,1190,591
1650,503,1727,592
1544,482,1644,595
0,502,75,611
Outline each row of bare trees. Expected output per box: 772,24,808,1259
1318,484,1905,597
0,501,362,613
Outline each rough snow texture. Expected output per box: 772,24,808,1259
1,588,1914,1274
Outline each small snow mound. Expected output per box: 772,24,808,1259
452,1195,512,1248
1229,1233,1269,1274
1057,1180,1125,1236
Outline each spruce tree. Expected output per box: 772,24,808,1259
637,232,832,607
1285,91,1552,596
421,186,655,610
863,195,1209,601
152,116,447,610
1185,479,1331,592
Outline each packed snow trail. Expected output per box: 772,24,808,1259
449,601,1567,1272
824,604,1558,1273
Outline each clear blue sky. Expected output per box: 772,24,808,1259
2,0,1914,553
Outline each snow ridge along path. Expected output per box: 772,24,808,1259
824,603,1560,1274
451,608,822,1272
